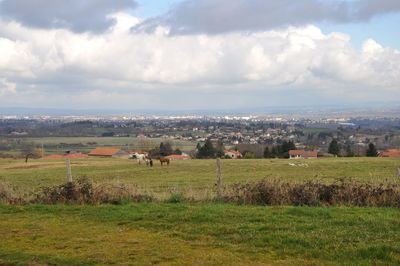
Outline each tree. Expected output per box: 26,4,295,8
215,140,225,158
366,143,378,157
270,146,279,158
101,132,115,137
345,145,354,157
138,137,154,151
196,139,216,158
281,140,296,153
159,142,173,157
263,147,271,158
281,140,296,158
148,147,160,158
173,148,182,155
20,141,36,156
328,139,340,156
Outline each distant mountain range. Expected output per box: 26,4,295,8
0,104,399,117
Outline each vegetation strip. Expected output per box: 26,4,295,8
2,176,400,207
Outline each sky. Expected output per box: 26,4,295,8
0,0,399,112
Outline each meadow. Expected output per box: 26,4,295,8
1,157,400,265
1,157,399,198
25,136,196,154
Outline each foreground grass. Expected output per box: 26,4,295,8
0,203,399,265
1,157,399,199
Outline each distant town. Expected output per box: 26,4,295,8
1,113,399,159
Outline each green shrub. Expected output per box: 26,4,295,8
167,193,184,203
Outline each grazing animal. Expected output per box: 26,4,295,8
25,153,35,163
159,157,170,166
132,153,147,165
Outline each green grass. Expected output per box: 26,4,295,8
0,203,399,265
1,158,400,265
24,136,196,153
1,157,399,198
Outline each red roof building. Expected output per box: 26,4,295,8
289,150,318,159
379,149,400,158
88,147,128,158
224,150,243,159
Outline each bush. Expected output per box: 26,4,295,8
167,192,184,203
0,183,23,204
243,151,255,159
33,177,154,205
222,178,400,207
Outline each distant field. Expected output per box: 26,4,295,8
1,204,399,265
23,136,197,153
1,157,399,198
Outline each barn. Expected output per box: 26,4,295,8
289,150,318,159
224,150,243,159
379,149,400,158
88,147,129,158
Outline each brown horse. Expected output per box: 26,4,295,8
159,157,170,166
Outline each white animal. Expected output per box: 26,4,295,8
288,163,309,168
131,152,148,164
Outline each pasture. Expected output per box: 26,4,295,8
1,157,400,265
17,136,197,154
1,157,399,199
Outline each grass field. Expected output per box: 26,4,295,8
1,157,400,265
24,136,197,153
1,203,399,265
1,157,399,198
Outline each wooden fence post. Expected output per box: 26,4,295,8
216,158,222,198
66,159,72,183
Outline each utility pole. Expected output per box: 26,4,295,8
66,159,72,183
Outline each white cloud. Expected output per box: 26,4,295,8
135,0,400,35
0,15,399,109
0,0,138,33
0,78,16,95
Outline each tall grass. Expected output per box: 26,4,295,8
1,177,399,207
222,178,400,207
33,177,153,204
0,182,24,204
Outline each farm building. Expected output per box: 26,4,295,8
224,150,243,159
289,150,318,159
379,149,400,158
88,147,129,158
164,154,191,160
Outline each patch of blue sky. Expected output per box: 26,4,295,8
133,0,399,50
133,0,184,18
318,13,400,50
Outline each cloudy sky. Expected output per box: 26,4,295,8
0,0,399,112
